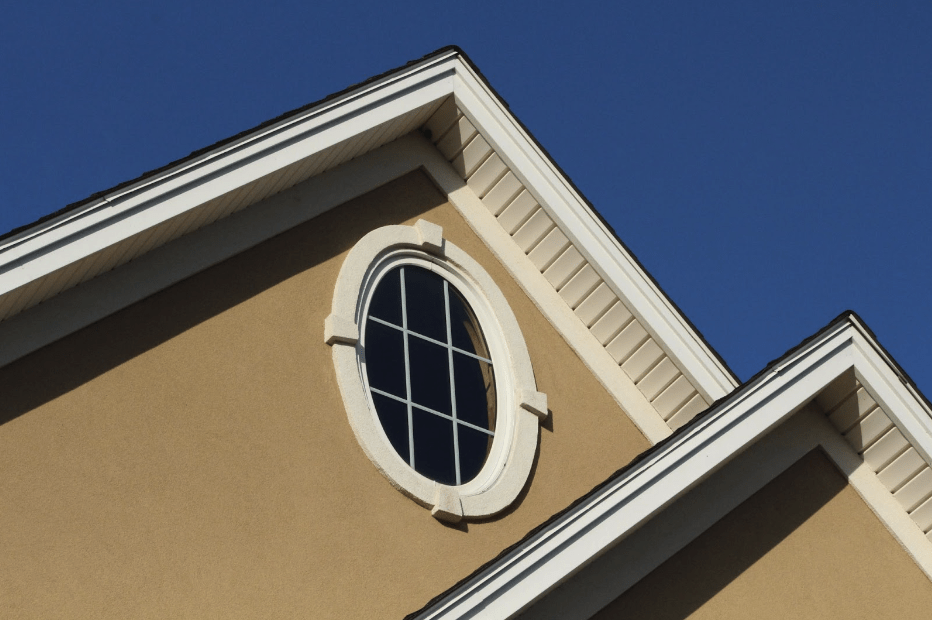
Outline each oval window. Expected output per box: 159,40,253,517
362,265,496,486
327,220,545,521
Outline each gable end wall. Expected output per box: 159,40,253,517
0,170,650,619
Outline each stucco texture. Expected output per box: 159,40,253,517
0,169,649,619
594,449,932,619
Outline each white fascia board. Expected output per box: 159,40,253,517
0,52,459,295
411,317,932,619
449,62,737,402
4,50,736,409
845,320,932,465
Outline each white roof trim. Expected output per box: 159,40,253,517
0,53,456,325
0,50,734,407
409,315,932,619
0,135,668,445
449,62,737,400
0,49,458,259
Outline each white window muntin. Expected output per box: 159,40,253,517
359,252,512,494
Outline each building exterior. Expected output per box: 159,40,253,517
2,47,932,619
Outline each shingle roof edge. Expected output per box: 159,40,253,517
0,45,465,245
1,45,738,387
402,309,932,619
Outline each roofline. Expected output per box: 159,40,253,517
406,311,932,619
0,48,462,256
449,51,739,387
0,48,458,323
0,45,738,394
0,45,464,246
446,53,738,397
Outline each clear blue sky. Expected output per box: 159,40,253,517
2,2,930,394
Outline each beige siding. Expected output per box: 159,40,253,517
0,170,650,619
594,450,932,619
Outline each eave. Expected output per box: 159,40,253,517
406,312,932,619
0,50,458,322
0,48,736,428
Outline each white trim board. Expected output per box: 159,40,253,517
523,402,932,619
450,64,737,401
0,53,456,322
420,99,712,432
0,50,736,415
522,404,847,620
0,134,672,444
406,315,932,620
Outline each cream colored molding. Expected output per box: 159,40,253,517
0,134,672,446
407,316,932,619
449,63,738,402
1,50,735,429
326,221,544,522
519,390,549,419
0,51,458,322
323,315,359,346
410,135,672,443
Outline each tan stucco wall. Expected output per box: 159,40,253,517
594,449,932,619
0,169,650,619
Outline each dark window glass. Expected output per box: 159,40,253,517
453,354,495,431
368,268,402,325
404,267,447,342
372,392,409,463
364,321,406,399
412,407,456,486
457,424,493,485
448,289,486,356
408,337,452,415
364,264,497,486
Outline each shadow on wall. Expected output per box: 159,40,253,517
592,448,847,620
0,171,447,427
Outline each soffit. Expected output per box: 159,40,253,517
0,51,456,321
421,97,714,431
405,312,932,619
0,48,736,422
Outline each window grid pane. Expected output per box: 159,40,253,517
367,317,492,364
366,265,496,486
369,388,493,437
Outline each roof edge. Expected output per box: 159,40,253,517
450,51,739,388
405,310,932,619
2,44,738,396
0,45,464,246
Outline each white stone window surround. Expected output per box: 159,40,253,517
326,219,547,523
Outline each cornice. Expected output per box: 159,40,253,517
450,60,737,400
407,314,932,619
0,52,457,297
0,50,736,421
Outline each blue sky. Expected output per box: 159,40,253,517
2,2,930,394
